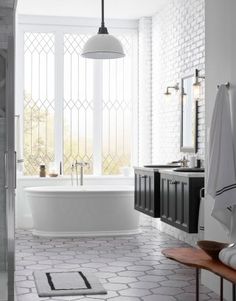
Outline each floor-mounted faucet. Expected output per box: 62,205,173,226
71,161,89,186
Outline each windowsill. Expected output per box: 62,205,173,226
17,174,134,180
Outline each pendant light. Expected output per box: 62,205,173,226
81,0,125,59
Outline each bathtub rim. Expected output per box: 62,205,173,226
25,185,134,193
25,185,134,199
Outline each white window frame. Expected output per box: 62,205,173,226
16,15,139,176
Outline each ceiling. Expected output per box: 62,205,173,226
17,0,167,19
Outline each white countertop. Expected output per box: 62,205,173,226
159,169,205,178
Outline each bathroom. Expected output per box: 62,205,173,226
1,0,236,300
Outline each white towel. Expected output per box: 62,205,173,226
219,244,236,270
208,85,236,240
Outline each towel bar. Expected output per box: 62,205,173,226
217,82,230,89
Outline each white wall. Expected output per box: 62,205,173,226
204,0,236,299
152,0,205,164
138,0,205,164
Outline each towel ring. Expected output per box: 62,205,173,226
217,82,230,89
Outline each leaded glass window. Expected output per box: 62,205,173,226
63,34,93,175
23,32,55,175
102,35,134,175
22,29,137,176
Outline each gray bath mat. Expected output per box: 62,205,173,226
33,271,107,297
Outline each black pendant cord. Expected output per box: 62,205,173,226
98,0,108,34
101,0,105,28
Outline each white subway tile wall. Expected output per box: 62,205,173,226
152,0,205,163
139,0,205,165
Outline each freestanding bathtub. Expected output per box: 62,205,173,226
25,185,140,237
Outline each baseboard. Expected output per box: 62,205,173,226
32,228,141,237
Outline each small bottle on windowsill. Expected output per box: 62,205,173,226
39,165,46,177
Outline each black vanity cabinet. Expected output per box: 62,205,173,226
160,173,204,233
134,169,160,217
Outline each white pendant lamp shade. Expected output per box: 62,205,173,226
81,0,125,60
81,34,125,59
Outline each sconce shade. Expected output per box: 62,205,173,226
193,82,201,99
81,34,125,59
193,69,204,99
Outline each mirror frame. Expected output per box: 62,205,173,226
180,74,198,153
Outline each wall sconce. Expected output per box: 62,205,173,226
164,83,179,99
193,69,205,99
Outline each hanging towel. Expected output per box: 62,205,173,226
208,85,236,240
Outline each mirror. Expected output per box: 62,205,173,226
180,74,197,153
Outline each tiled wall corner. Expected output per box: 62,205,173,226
152,0,205,164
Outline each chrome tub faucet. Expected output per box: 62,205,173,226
71,161,89,186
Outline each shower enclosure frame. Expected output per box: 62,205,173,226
5,36,16,301
0,32,16,301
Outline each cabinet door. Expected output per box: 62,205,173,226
175,179,189,230
160,176,170,219
135,172,146,212
161,175,189,231
135,170,156,217
145,174,155,216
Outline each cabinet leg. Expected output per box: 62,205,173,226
220,277,223,301
233,284,236,301
196,268,199,301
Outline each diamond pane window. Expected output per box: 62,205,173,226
63,34,93,175
22,29,137,176
23,32,55,175
102,35,134,175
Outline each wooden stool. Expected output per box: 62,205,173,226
162,248,236,301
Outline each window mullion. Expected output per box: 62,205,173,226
93,60,103,175
54,32,64,172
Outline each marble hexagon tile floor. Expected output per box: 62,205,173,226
15,226,219,301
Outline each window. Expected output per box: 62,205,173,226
102,36,133,175
63,34,93,175
22,28,137,176
24,32,55,175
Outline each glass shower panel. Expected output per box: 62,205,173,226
0,35,15,301
0,50,7,301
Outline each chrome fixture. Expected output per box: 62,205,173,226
71,163,75,186
193,69,205,99
164,83,179,97
176,156,189,167
71,161,89,186
81,0,125,60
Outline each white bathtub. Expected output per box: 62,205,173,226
25,185,140,237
